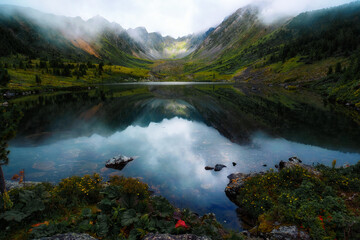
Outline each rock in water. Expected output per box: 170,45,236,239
288,156,302,163
214,164,226,172
205,166,214,170
232,162,237,166
105,155,134,171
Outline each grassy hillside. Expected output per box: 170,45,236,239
185,2,360,106
0,56,151,91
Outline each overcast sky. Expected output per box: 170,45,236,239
0,0,354,37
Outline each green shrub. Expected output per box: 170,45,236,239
52,173,103,206
235,164,360,239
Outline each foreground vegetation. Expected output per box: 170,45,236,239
232,161,360,240
0,175,242,240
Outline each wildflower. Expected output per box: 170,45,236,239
175,219,189,229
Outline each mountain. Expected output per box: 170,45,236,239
183,2,360,106
1,2,360,108
0,5,209,64
186,5,287,73
127,27,211,59
0,5,152,67
188,2,360,73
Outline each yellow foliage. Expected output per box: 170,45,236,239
258,214,274,233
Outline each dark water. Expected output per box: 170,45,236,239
5,84,360,230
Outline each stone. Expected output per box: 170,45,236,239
232,162,237,166
225,172,261,202
105,155,134,171
205,166,214,170
5,180,41,191
143,234,210,240
269,226,310,240
281,157,321,176
288,156,302,163
214,164,226,172
35,233,98,240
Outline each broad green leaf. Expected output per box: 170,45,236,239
0,210,28,222
121,209,138,226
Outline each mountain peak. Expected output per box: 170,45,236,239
235,4,259,16
87,15,109,25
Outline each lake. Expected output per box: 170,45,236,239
5,83,360,230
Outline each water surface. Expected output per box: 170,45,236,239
5,84,360,230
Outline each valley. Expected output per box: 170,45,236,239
1,1,360,240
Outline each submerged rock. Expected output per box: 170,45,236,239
143,234,211,240
214,164,227,172
105,155,134,171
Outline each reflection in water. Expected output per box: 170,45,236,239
6,117,360,230
6,84,360,230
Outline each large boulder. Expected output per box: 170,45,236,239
105,155,134,170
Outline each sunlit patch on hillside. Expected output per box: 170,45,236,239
71,38,101,58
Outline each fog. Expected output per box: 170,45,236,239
0,0,354,37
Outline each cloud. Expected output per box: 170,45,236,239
0,0,354,37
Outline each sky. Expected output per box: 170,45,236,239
0,0,354,37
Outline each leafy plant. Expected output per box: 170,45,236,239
233,163,360,239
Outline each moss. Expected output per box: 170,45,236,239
257,214,274,233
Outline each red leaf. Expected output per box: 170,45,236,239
11,174,19,180
175,219,189,229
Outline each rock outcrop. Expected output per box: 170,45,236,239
225,157,315,240
279,157,321,176
225,172,261,202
